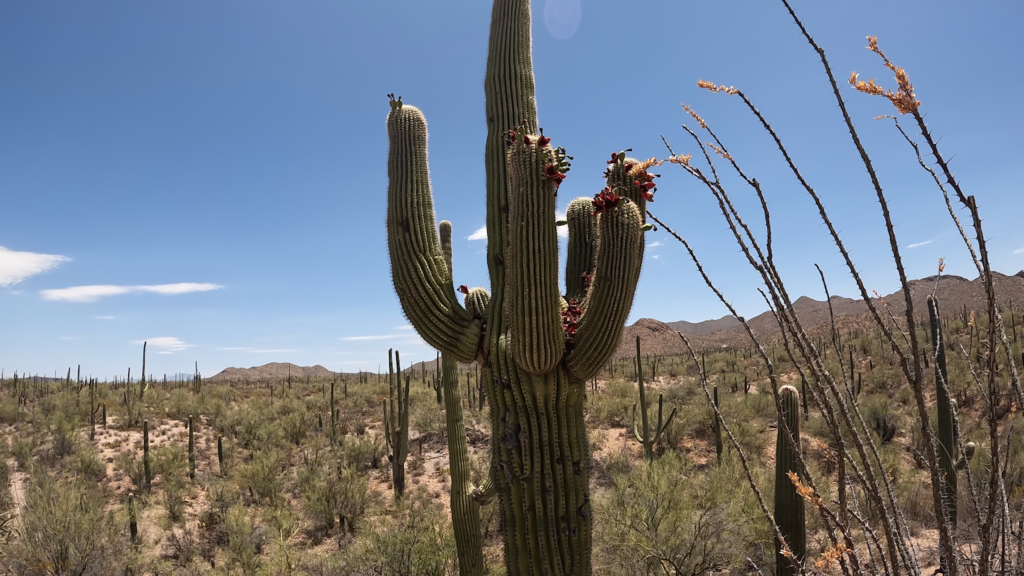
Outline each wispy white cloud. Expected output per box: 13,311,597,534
134,337,194,354
1015,247,1024,254
340,334,405,341
94,315,116,320
0,246,70,286
651,254,661,260
647,240,663,248
58,336,77,341
216,346,296,354
42,282,223,303
395,324,414,330
907,240,932,249
556,211,568,239
468,226,487,241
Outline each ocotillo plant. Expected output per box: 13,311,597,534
383,349,410,498
631,336,675,462
928,296,974,570
775,385,805,576
385,0,647,569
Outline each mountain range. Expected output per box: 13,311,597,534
210,270,1024,379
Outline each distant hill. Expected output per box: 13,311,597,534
208,362,336,383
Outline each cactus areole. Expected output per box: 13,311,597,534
385,1,646,572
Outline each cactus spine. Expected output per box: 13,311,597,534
631,336,676,462
383,349,410,498
775,385,805,576
384,1,647,571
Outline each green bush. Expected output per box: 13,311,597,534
594,451,743,575
2,471,124,576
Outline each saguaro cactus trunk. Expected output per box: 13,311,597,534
384,1,647,572
775,385,806,576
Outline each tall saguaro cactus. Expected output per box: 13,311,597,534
775,385,805,576
385,1,647,572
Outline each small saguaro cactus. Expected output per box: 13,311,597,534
385,0,649,571
218,435,225,476
775,385,806,576
632,336,677,462
713,385,723,464
188,415,196,481
928,296,975,572
143,420,151,488
128,492,139,545
383,349,410,498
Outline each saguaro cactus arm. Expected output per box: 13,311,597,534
566,196,644,381
564,197,597,303
387,102,481,363
505,133,565,375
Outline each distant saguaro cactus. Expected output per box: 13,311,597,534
383,349,410,498
631,336,676,462
928,296,975,572
384,0,648,570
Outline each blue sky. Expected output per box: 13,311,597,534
2,0,1022,379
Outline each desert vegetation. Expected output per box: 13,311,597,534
2,0,1022,574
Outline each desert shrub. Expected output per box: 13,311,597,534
0,458,11,513
3,471,123,576
344,434,387,472
224,505,266,576
152,443,188,483
594,451,742,575
163,476,187,523
73,445,105,484
166,525,201,567
281,409,310,446
166,389,196,420
47,417,78,461
587,378,636,426
239,449,284,505
115,451,147,491
229,401,284,450
862,394,900,443
356,489,457,575
411,402,447,441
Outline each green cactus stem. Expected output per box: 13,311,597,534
384,1,646,572
128,493,139,545
775,385,806,576
713,385,722,464
631,336,676,462
383,349,410,498
188,415,196,481
143,420,151,488
929,296,974,571
218,435,225,476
